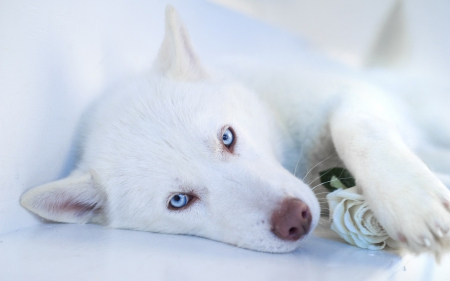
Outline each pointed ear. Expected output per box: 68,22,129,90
153,5,207,80
21,172,106,224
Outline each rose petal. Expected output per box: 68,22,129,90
327,187,364,219
349,232,387,250
327,187,364,202
362,234,389,244
344,202,361,234
349,232,372,249
331,222,357,246
362,211,386,235
366,241,386,250
353,204,386,237
332,200,350,233
327,185,393,251
351,204,373,235
327,195,341,217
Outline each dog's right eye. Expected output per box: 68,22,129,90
168,194,192,210
220,126,236,153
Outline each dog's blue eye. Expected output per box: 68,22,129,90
222,128,234,147
169,194,190,209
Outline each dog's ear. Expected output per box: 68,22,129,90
20,172,106,224
153,5,207,80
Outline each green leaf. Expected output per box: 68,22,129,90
319,167,356,192
329,175,347,190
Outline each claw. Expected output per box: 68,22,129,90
423,238,431,247
436,228,444,238
444,201,450,211
398,233,407,243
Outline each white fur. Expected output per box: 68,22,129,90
21,6,450,255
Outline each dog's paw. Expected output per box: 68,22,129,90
372,174,450,257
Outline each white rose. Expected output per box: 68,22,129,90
327,187,399,250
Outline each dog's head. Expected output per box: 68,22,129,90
21,6,320,253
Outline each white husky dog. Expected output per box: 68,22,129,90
21,6,450,255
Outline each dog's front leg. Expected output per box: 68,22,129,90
329,107,450,254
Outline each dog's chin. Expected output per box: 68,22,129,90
168,227,311,254
201,231,311,254
230,237,308,253
219,216,319,253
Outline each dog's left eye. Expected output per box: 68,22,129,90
222,128,234,147
169,194,191,209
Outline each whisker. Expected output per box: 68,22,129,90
313,192,331,196
317,219,330,225
314,190,331,195
317,225,329,229
316,219,328,224
293,143,305,178
314,223,328,232
307,158,341,186
310,178,341,191
336,168,346,184
302,152,336,182
310,174,356,191
315,220,331,230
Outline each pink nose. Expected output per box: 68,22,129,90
271,198,312,241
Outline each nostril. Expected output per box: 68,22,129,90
301,209,308,220
288,227,298,236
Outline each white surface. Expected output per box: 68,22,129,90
1,220,448,281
